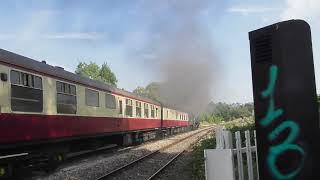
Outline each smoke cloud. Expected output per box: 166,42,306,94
137,0,222,115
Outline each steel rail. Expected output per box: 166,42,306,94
146,150,185,180
95,127,213,180
146,129,213,180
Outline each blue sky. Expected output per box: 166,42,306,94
0,0,319,103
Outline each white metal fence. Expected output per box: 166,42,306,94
205,128,259,180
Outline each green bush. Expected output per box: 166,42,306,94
200,114,223,124
199,102,253,124
225,121,255,133
190,120,255,180
191,134,216,180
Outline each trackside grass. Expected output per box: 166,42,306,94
190,119,254,180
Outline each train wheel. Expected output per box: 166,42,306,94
0,164,12,179
45,153,64,172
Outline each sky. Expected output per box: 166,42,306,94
0,0,319,103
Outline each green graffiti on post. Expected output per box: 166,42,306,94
260,66,283,127
260,65,305,180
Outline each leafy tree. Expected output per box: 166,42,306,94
75,61,118,86
99,63,118,85
133,82,161,101
133,86,149,97
145,82,161,101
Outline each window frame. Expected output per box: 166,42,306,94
56,81,77,114
119,100,123,114
136,101,142,117
56,81,76,96
10,70,43,113
125,98,133,117
144,103,149,118
10,70,43,90
150,105,155,118
85,88,100,107
105,93,116,109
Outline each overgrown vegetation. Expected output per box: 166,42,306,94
190,119,255,180
190,133,216,180
199,102,253,124
224,117,255,132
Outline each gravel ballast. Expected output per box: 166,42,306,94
35,128,212,180
104,129,212,180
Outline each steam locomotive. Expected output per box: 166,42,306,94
0,48,192,178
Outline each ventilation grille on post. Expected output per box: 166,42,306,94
254,34,272,63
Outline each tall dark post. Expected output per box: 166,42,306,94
249,20,320,179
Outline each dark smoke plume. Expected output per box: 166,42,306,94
137,0,222,115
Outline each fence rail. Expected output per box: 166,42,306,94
205,128,259,180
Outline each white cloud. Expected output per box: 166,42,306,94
45,32,104,40
281,0,320,20
227,6,282,15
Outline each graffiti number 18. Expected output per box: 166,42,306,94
260,65,305,180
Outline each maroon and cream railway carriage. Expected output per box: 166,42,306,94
0,48,191,177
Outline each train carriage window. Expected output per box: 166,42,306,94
34,76,42,89
10,70,20,84
119,100,123,114
22,73,28,86
64,84,70,94
28,75,33,87
136,101,142,117
125,99,133,117
70,85,76,95
105,93,116,109
151,105,155,118
166,110,169,119
155,108,158,118
144,103,149,118
85,88,99,107
56,81,63,92
10,70,43,112
56,81,77,114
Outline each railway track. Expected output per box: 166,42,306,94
95,127,213,180
27,128,196,179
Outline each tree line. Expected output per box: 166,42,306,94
199,102,254,124
75,61,320,124
74,61,253,123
